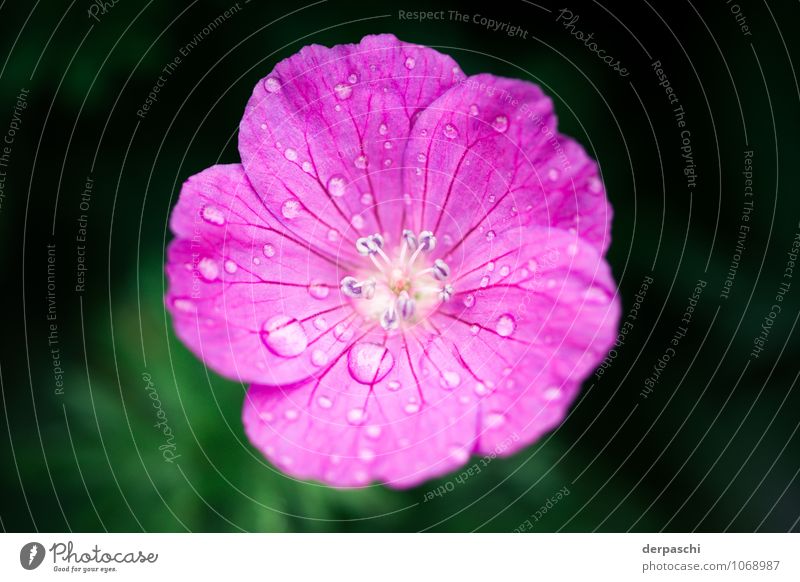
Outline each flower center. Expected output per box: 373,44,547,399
340,230,454,331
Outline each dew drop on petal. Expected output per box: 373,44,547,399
334,323,353,342
360,193,373,205
486,412,506,428
485,230,496,242
495,314,516,337
264,77,281,93
308,280,330,299
365,425,382,439
281,199,301,219
449,446,469,463
443,124,459,139
417,152,426,163
469,104,479,116
470,324,480,336
311,349,329,367
327,175,346,197
172,298,195,312
260,315,308,357
379,123,388,135
284,409,299,421
283,147,298,161
441,370,461,389
347,407,366,425
351,215,365,229
499,265,510,277
487,261,495,272
223,259,237,274
474,382,488,396
348,342,394,384
354,154,368,169
327,229,339,242
492,115,509,133
201,205,225,225
548,168,560,181
197,257,219,281
302,161,314,175
543,386,562,400
589,177,603,193
567,243,579,257
313,316,328,330
404,402,420,414
262,243,276,258
404,56,416,70
383,141,393,149
387,380,401,391
348,73,358,84
334,83,352,100
463,294,475,308
317,395,333,409
480,275,490,288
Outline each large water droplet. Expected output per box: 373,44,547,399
327,175,346,197
201,205,225,225
260,315,308,357
404,56,416,70
334,83,352,100
223,259,238,274
492,115,509,133
495,314,516,337
197,257,219,281
354,155,368,169
264,77,281,93
443,124,459,139
281,199,301,219
441,370,461,389
348,342,394,384
308,280,330,299
311,349,329,367
284,147,298,161
263,243,276,258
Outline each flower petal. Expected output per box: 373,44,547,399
165,164,362,385
238,33,463,257
243,227,618,487
437,226,620,455
403,73,612,270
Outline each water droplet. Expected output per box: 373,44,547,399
443,124,458,139
499,265,510,277
354,154,368,169
327,229,339,242
567,243,578,256
383,141,393,149
351,215,365,229
264,77,281,93
252,257,261,265
201,205,225,225
260,315,308,357
308,281,330,299
283,147,298,161
548,168,559,181
358,448,376,463
365,425,381,439
474,382,488,396
379,123,388,135
463,294,475,308
485,230,496,242
492,115,509,133
314,317,328,331
327,175,346,197
197,257,219,281
347,407,366,425
480,275,490,288
173,298,195,312
224,259,238,274
543,386,562,400
281,198,301,219
589,177,603,193
585,287,610,304
441,371,461,389
284,409,299,421
469,104,479,116
417,152,426,163
387,380,401,391
334,83,352,100
404,402,420,414
420,128,428,137
470,324,480,336
311,349,329,367
348,73,358,84
487,261,495,272
383,159,392,167
360,193,373,205
302,161,314,174
317,395,333,409
263,243,276,258
495,314,516,337
527,258,538,272
404,56,416,70
334,323,353,342
486,412,505,428
348,342,394,384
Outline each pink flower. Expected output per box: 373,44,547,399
166,34,619,488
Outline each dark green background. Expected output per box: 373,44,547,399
1,0,798,532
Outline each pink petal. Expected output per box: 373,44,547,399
165,164,362,385
402,73,612,276
238,33,463,257
437,226,620,456
243,228,619,487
